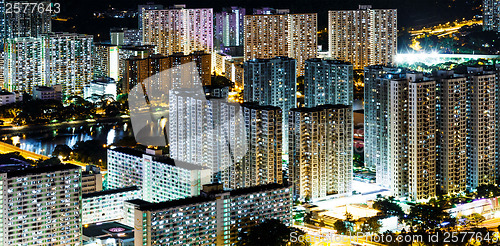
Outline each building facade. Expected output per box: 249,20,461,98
142,6,213,56
236,103,283,189
0,164,82,245
484,0,500,32
82,186,141,225
328,6,397,69
364,66,405,187
244,12,317,76
244,57,297,153
465,71,496,189
214,7,245,49
408,75,437,201
107,148,210,203
434,71,467,195
128,183,292,246
123,52,211,93
289,105,353,200
4,33,94,96
304,58,353,107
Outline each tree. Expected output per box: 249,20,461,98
52,144,72,160
466,213,485,228
373,197,404,219
476,184,500,198
360,217,382,233
73,140,107,168
333,219,348,234
405,204,452,231
237,219,309,246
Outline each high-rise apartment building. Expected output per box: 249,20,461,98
328,5,397,69
138,3,163,30
0,163,82,245
388,73,438,201
484,0,500,32
244,57,297,153
214,7,245,49
94,44,119,79
289,104,353,200
123,52,211,93
4,37,45,92
408,74,436,201
128,183,291,246
464,70,496,189
364,66,405,187
4,33,94,96
169,89,246,186
388,78,410,198
304,58,353,107
142,5,213,56
434,71,467,195
82,186,141,225
244,12,317,76
4,0,51,38
236,103,283,189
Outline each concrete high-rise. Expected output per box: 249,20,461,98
388,73,438,201
244,57,297,153
0,162,82,245
484,0,500,32
407,74,437,201
244,12,317,76
364,66,405,188
434,71,467,195
289,104,353,200
328,5,397,69
128,183,291,246
464,70,496,189
142,5,213,56
4,0,52,38
304,58,353,107
236,103,283,189
214,7,245,49
4,33,94,96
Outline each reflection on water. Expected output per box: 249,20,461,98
16,122,132,156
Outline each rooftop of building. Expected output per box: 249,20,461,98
0,91,14,96
83,186,139,199
247,56,296,63
83,221,134,240
128,183,289,211
90,77,117,84
33,86,55,91
290,104,351,112
109,147,207,170
1,163,80,178
240,102,282,111
306,58,352,65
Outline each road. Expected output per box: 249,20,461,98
0,141,103,171
480,218,500,230
293,225,387,246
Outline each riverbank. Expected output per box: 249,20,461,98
0,115,131,135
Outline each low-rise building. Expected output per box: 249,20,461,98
83,77,117,103
82,186,141,225
0,90,22,105
32,85,62,101
82,165,103,194
83,221,134,246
